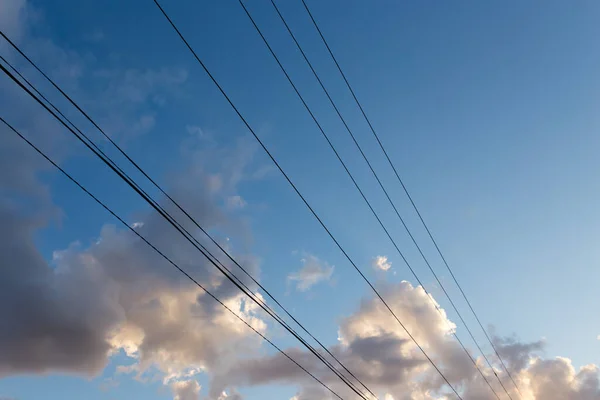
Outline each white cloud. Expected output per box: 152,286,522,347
131,222,144,229
0,130,264,400
3,2,600,398
218,390,243,400
212,281,600,400
372,255,391,271
287,254,334,292
171,379,200,400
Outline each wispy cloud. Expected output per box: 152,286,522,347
226,195,247,210
287,254,334,292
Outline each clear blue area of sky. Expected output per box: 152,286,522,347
2,0,600,398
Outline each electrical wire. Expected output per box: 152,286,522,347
150,1,463,398
298,0,523,396
0,115,346,400
252,1,511,397
0,33,377,400
0,59,369,400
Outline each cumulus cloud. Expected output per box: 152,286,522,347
171,380,201,400
0,124,265,400
3,3,600,399
372,255,391,271
287,254,334,292
212,281,600,400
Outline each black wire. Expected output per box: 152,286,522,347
242,0,498,396
0,116,345,400
149,1,463,398
0,38,370,398
0,37,373,400
261,1,508,397
0,60,366,400
298,0,523,397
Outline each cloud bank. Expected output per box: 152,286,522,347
212,281,600,400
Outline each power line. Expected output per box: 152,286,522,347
257,1,510,397
298,0,523,396
150,1,463,398
0,115,347,400
236,0,502,397
0,59,369,400
0,32,376,400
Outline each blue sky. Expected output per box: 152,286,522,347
1,0,600,399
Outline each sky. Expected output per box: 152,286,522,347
1,0,600,399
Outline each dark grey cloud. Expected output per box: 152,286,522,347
0,104,266,400
0,207,117,376
493,333,544,372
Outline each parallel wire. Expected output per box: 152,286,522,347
0,59,367,400
150,1,462,398
0,39,375,399
298,0,523,396
0,116,345,400
259,1,510,397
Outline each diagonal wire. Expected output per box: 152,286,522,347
0,115,347,400
149,1,463,398
0,59,369,400
0,34,376,400
237,0,501,397
253,0,511,397
298,0,523,396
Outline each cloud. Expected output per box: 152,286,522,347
226,195,247,210
3,2,600,399
212,281,600,400
211,281,450,398
250,164,275,180
0,0,29,42
1,0,188,144
186,125,212,142
0,128,265,400
171,379,201,400
372,255,391,271
218,390,244,400
287,254,334,292
131,114,156,136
